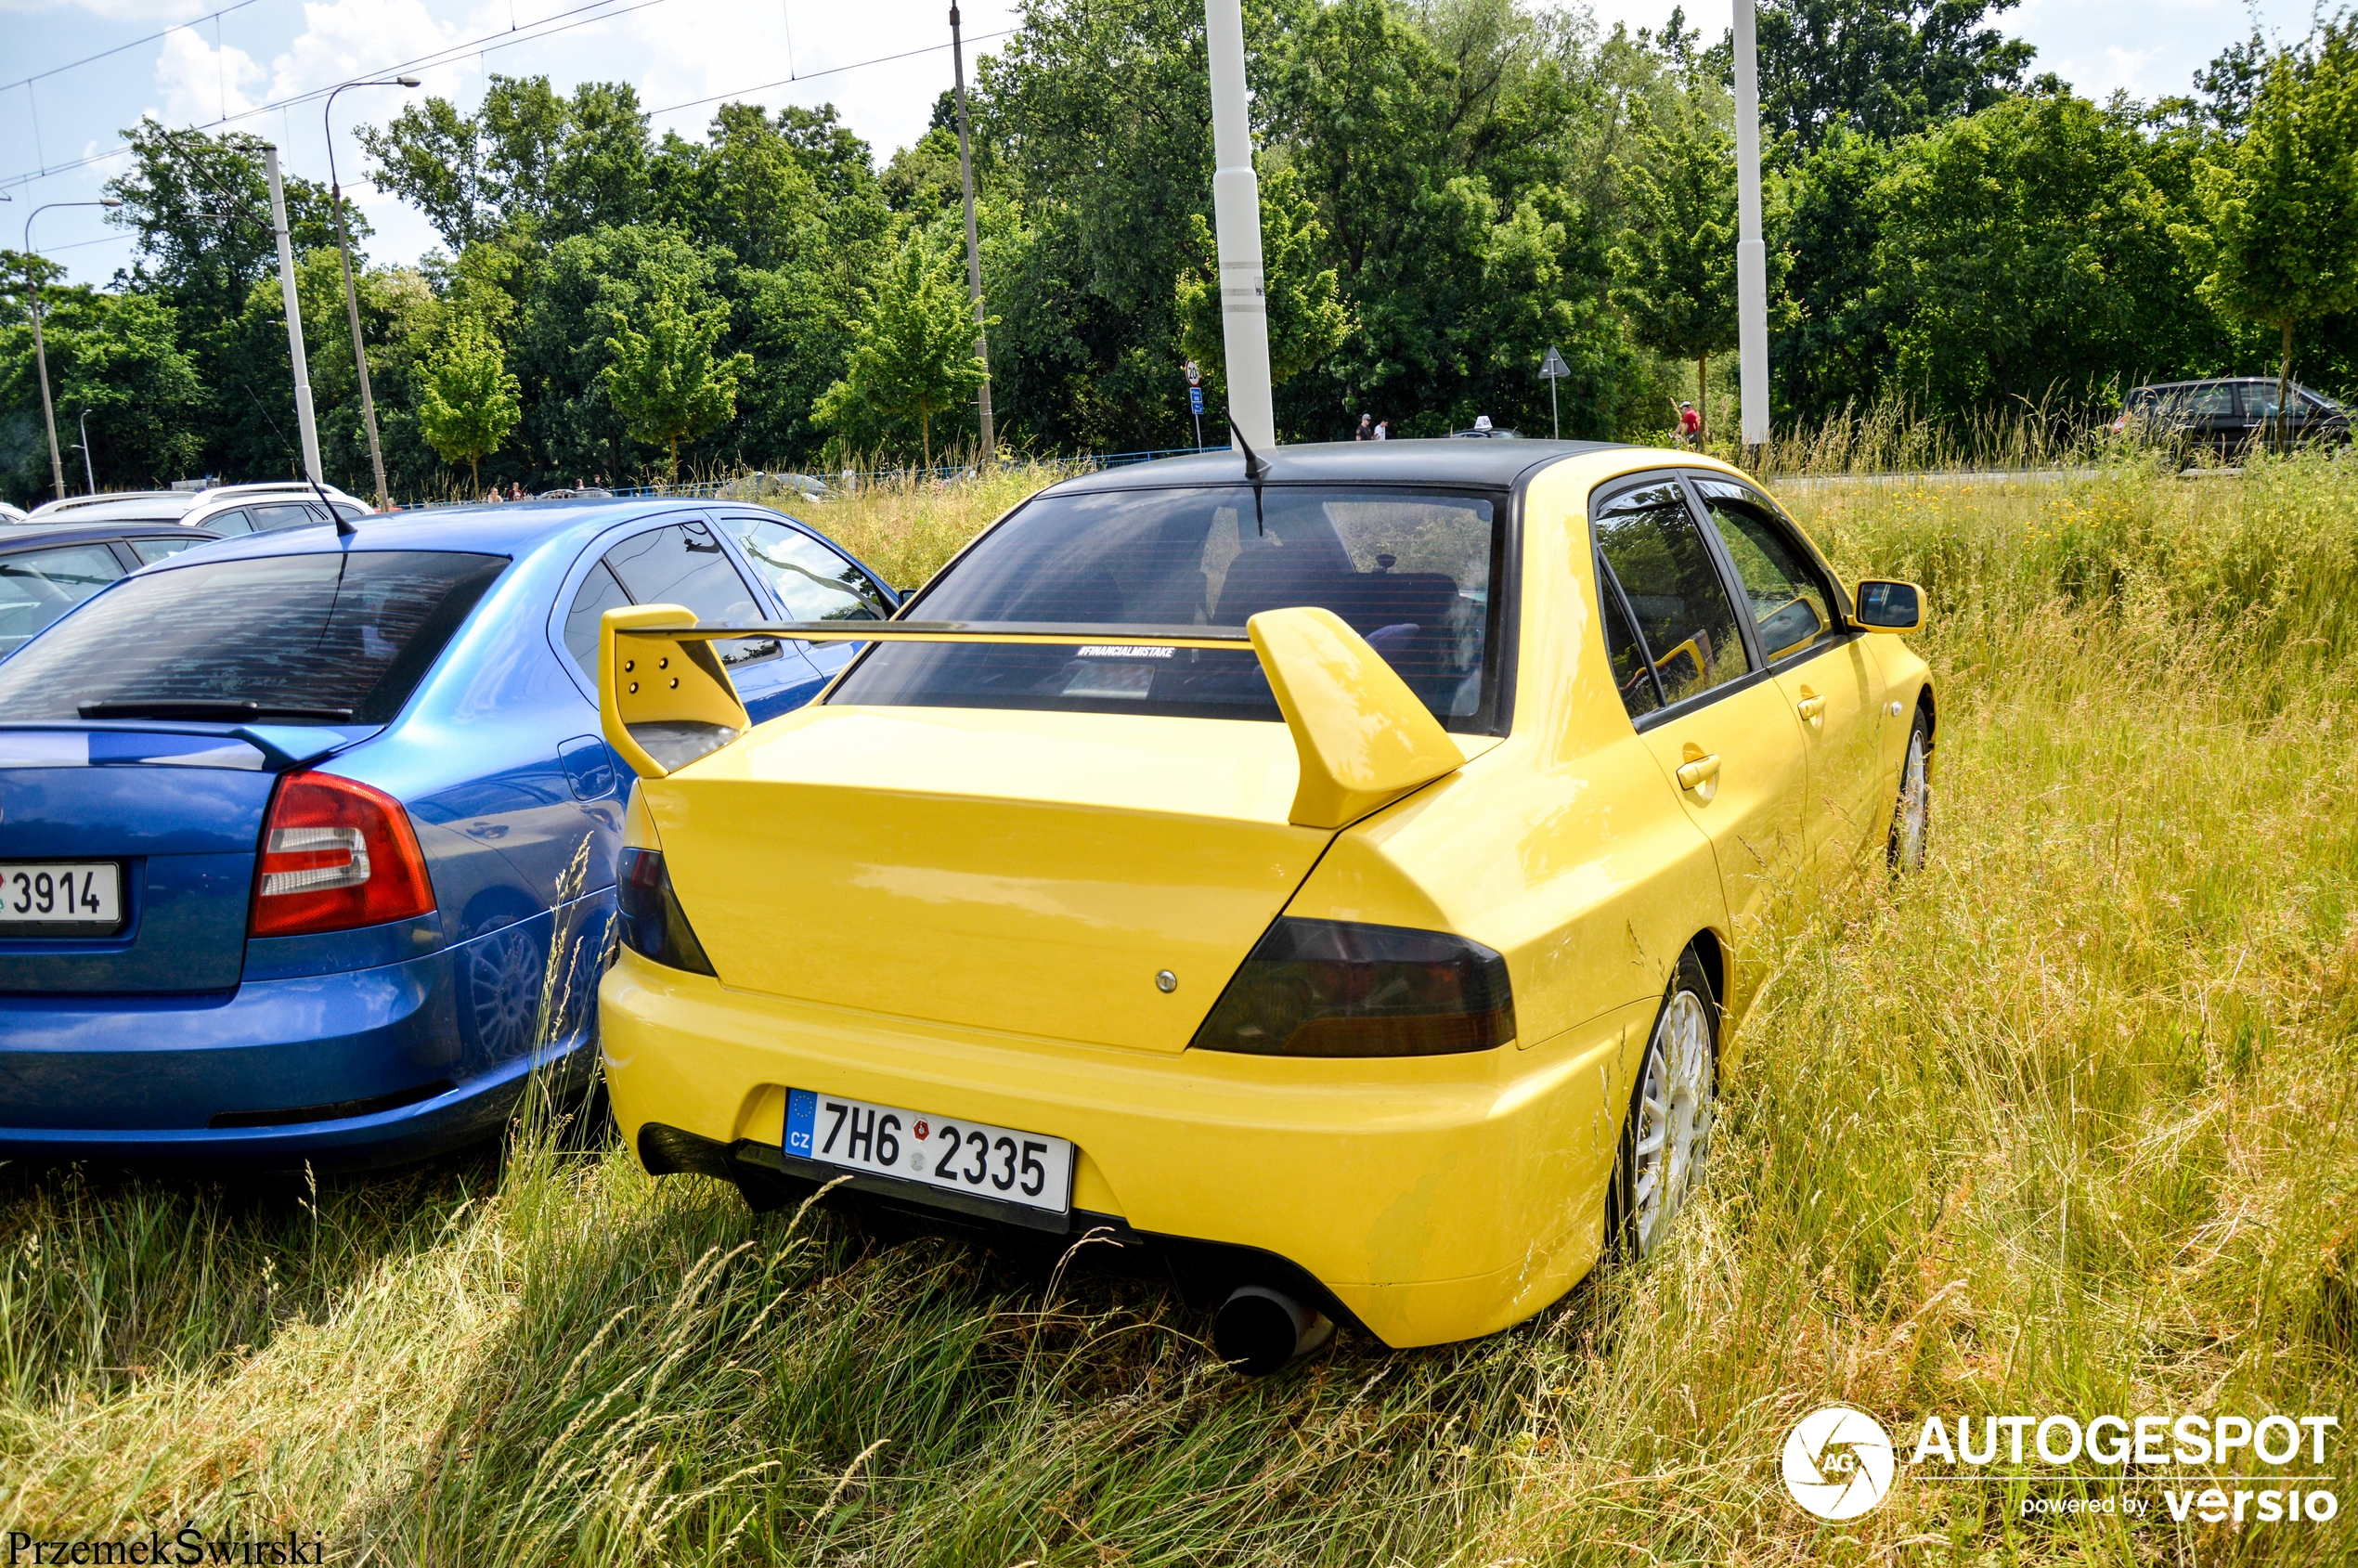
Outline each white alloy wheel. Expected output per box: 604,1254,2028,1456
1629,983,1715,1258
1891,719,1931,872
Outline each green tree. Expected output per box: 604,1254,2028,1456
1610,99,1740,444
1769,123,1894,425
1174,162,1353,404
102,123,350,485
601,279,751,481
1874,87,2206,421
1756,0,2037,151
813,229,990,469
2183,40,2358,450
363,76,652,246
0,257,204,500
417,316,522,491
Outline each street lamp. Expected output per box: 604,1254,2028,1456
21,198,124,502
325,75,420,511
73,408,96,494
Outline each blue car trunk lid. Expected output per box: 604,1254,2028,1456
0,726,362,994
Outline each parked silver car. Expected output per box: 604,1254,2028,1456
23,481,373,536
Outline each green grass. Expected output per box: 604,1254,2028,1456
4,451,2355,1562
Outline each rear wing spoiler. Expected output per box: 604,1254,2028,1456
600,606,1468,830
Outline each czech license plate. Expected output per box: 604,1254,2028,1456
0,862,123,934
786,1089,1074,1214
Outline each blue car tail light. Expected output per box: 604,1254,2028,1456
1189,917,1515,1057
250,771,436,939
616,848,716,975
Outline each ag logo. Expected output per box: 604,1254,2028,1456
1782,1406,1896,1519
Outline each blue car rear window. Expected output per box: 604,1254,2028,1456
0,551,506,725
833,485,1509,733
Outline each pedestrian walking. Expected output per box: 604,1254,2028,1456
1374,418,1390,441
1355,413,1374,441
1678,401,1702,448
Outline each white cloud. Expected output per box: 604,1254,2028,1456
262,0,475,101
151,23,265,124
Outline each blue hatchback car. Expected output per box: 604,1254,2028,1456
0,499,899,1168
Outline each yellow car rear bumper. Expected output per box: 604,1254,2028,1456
600,949,1650,1348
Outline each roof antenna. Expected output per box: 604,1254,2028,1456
312,475,356,538
1233,422,1268,536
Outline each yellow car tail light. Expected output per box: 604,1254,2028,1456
616,848,715,975
1189,917,1515,1057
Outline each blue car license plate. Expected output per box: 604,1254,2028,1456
785,1089,1074,1214
0,861,123,935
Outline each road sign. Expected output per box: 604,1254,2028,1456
1185,360,1202,387
1539,346,1570,381
1190,386,1205,415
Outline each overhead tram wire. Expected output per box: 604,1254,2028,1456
641,30,1014,120
0,0,677,193
1,6,1019,198
3,0,262,93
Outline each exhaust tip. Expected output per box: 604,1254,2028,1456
1212,1284,1334,1376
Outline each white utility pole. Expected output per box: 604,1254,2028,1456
264,147,324,486
1203,0,1275,453
1732,0,1768,449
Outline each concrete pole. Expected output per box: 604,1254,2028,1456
1204,0,1275,452
20,201,118,501
1732,0,1768,450
265,147,325,486
326,79,418,508
28,287,65,501
950,6,995,465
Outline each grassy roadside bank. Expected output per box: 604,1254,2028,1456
3,455,2353,1564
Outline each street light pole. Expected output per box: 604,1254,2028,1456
1732,0,1768,451
263,146,324,486
948,6,995,465
1203,0,1275,454
325,76,420,510
76,408,96,493
21,199,123,502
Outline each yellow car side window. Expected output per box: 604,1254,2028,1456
1691,479,1840,664
1593,483,1751,706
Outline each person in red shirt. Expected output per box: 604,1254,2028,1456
1678,401,1702,447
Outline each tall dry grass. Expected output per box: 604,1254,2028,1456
2,447,2353,1563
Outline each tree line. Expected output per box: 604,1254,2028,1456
3,0,2354,502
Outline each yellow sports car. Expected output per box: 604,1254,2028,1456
595,443,1931,1371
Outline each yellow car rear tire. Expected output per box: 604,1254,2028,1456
1609,948,1719,1262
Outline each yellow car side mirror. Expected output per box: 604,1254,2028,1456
1853,579,1925,633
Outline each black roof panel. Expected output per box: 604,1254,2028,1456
1046,437,1630,496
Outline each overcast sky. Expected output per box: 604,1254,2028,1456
2,0,2324,287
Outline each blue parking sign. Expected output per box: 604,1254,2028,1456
1190,386,1204,415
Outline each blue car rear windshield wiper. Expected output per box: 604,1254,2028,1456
76,699,357,722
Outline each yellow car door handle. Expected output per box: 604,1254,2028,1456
1675,753,1721,791
1795,692,1826,724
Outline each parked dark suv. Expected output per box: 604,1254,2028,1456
2113,378,2352,455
